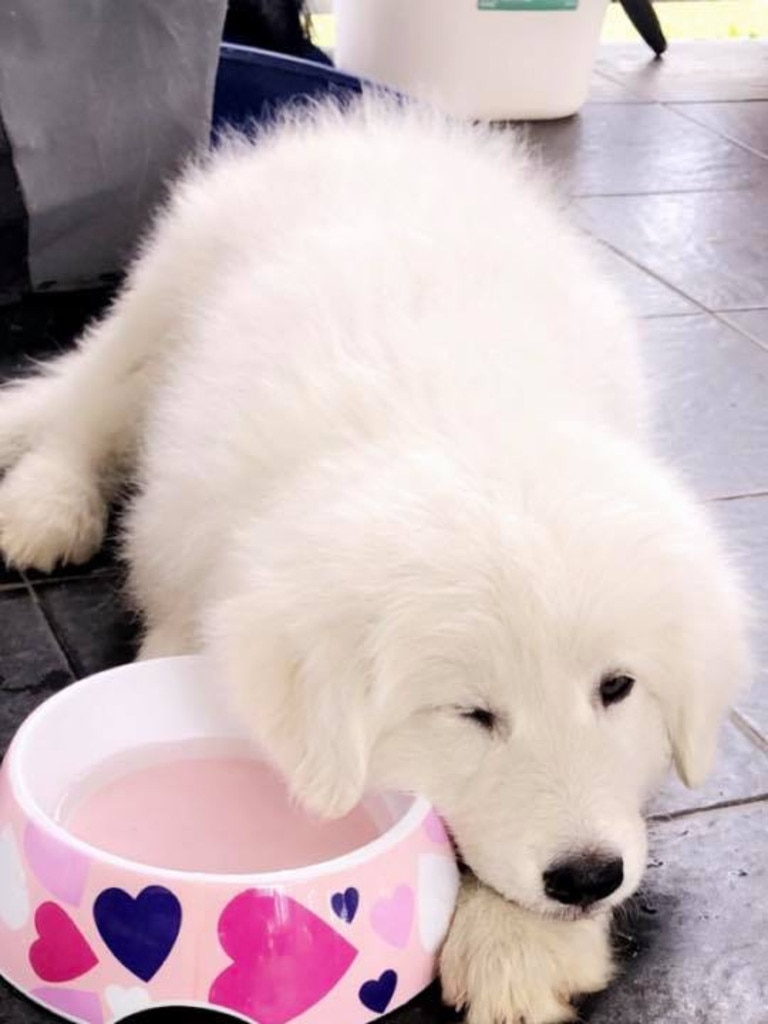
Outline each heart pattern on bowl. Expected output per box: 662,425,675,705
0,824,29,931
31,986,103,1024
94,886,181,983
104,983,153,1018
359,969,398,1014
331,887,359,923
29,902,98,982
2,760,454,1024
418,854,460,954
24,822,90,907
370,884,414,949
210,890,358,1024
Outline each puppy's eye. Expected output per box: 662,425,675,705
599,673,635,707
459,707,498,731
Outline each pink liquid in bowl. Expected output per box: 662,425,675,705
57,740,388,873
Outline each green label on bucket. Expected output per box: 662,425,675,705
479,0,578,9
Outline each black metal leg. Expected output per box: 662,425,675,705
617,0,668,56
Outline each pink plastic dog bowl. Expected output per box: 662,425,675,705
0,657,459,1023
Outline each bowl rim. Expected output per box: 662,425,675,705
4,658,437,886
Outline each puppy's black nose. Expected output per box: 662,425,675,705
543,854,624,907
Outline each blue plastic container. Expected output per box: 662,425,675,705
213,45,364,133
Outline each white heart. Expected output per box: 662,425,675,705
104,985,152,1020
0,824,30,930
418,853,460,954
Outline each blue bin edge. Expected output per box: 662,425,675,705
213,44,365,134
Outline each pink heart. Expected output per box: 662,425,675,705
209,890,357,1024
29,902,98,982
423,811,449,844
31,987,103,1024
370,884,415,949
25,822,90,906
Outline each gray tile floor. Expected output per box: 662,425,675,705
1,39,767,1024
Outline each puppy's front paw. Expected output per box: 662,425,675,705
440,877,613,1024
0,450,106,571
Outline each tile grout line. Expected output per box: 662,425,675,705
648,790,768,824
580,227,768,360
641,311,701,320
717,313,768,355
590,69,650,104
572,182,768,200
589,67,651,98
664,101,768,164
579,230,699,308
708,309,768,357
730,710,768,755
569,98,768,352
666,98,768,107
22,576,79,679
0,580,29,593
23,568,119,590
573,181,768,199
708,489,768,503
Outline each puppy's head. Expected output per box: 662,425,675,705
207,438,750,918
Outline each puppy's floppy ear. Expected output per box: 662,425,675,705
668,655,742,789
662,559,751,789
205,591,377,819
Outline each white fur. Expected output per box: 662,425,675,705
0,98,750,1022
441,876,614,1023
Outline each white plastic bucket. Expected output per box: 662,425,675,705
334,0,609,121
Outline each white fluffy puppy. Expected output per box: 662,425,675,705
0,98,749,1023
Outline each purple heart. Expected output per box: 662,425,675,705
370,884,414,949
24,823,90,906
94,886,181,982
31,987,103,1024
331,887,359,923
359,969,398,1015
